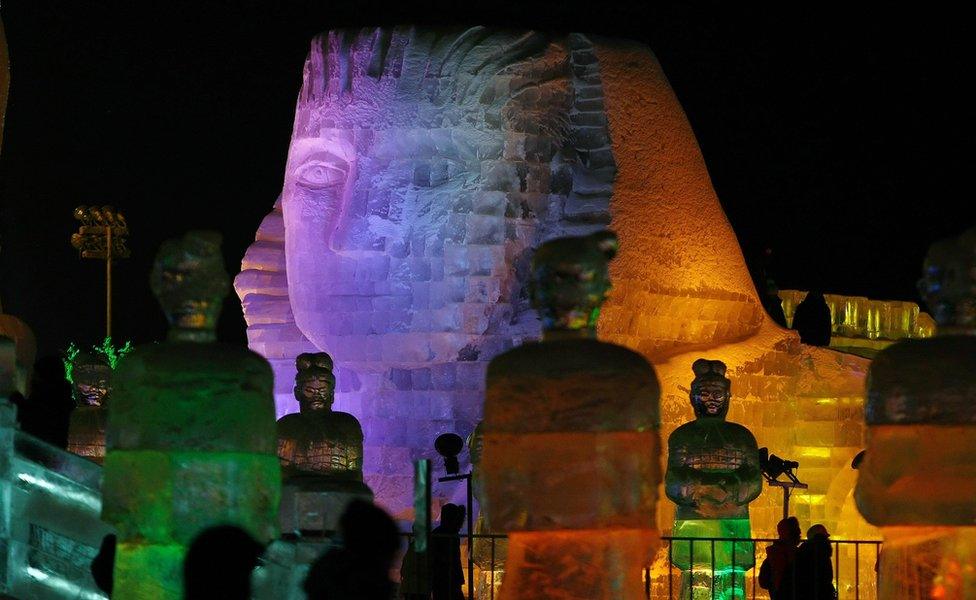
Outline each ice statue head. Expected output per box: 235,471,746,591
918,226,976,333
529,230,618,334
690,358,731,419
282,28,584,367
72,351,111,407
151,231,229,343
294,352,336,413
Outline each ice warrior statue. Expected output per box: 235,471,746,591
102,232,280,598
666,359,762,599
277,351,371,534
482,230,661,599
856,226,976,599
66,351,112,462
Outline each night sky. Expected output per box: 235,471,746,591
1,2,972,356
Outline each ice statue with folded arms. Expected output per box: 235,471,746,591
666,359,761,600
482,230,661,599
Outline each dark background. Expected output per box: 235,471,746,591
1,1,972,356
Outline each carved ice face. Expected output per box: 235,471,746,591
529,231,618,331
151,231,229,338
692,381,730,419
73,362,111,407
918,227,976,329
282,31,579,372
295,374,335,412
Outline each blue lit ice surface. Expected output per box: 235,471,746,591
2,399,113,599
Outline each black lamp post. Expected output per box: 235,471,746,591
760,447,808,520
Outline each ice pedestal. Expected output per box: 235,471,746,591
278,474,372,535
500,529,659,600
251,538,333,600
67,406,107,463
102,343,280,598
483,337,661,599
671,519,754,600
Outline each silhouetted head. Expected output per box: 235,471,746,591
806,524,830,541
184,525,264,600
776,516,801,544
338,499,401,571
529,230,619,333
689,358,731,419
918,227,976,332
90,533,116,596
150,231,229,342
294,352,336,412
439,503,466,531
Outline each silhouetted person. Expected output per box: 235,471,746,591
795,524,836,600
184,525,265,600
430,503,465,600
398,521,430,600
763,279,789,328
90,533,116,597
304,499,400,600
759,517,801,599
792,290,832,346
12,356,73,447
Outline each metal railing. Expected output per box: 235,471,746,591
397,533,881,600
651,536,882,600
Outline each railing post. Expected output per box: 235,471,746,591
710,538,716,600
668,538,673,599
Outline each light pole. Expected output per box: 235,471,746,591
71,206,130,339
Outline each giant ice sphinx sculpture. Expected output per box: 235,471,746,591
855,226,976,600
103,232,280,598
237,26,871,538
666,359,761,599
482,230,661,599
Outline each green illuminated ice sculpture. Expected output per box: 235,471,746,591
665,359,762,600
102,231,280,597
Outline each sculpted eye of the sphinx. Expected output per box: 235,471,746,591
296,162,346,189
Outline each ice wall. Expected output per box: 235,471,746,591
1,399,113,599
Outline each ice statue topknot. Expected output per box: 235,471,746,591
529,230,619,333
150,230,229,342
917,226,976,333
